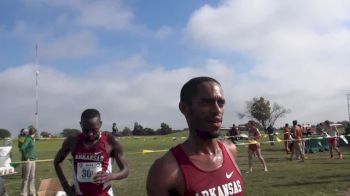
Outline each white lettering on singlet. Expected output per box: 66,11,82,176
195,180,242,196
75,153,104,162
209,188,216,196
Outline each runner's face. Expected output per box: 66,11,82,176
188,82,225,139
81,117,101,142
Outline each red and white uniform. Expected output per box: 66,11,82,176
327,127,337,144
72,132,112,196
171,141,244,196
248,128,261,151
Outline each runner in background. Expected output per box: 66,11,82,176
54,109,129,196
323,120,343,159
247,120,268,173
283,124,291,154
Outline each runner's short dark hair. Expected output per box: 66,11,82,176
81,108,101,121
180,76,221,105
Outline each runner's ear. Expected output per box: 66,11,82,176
179,101,190,118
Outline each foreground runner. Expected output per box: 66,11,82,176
323,120,343,159
247,121,268,173
147,76,244,195
54,109,129,196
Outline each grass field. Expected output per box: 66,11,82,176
4,131,350,196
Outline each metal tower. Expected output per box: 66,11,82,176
35,45,39,131
348,94,350,123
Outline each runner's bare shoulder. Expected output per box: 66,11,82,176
147,150,184,195
221,140,238,157
105,131,123,155
62,135,79,152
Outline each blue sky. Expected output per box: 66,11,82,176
0,0,225,73
1,0,350,135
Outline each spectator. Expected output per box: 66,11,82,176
289,120,305,162
229,124,240,144
267,125,275,145
306,126,312,136
112,122,118,136
316,123,323,135
18,129,28,149
20,127,37,196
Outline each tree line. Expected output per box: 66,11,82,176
1,96,349,138
56,122,176,138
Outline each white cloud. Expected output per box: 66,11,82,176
1,55,348,136
185,0,350,126
39,31,97,60
0,60,240,136
25,0,136,31
77,0,134,31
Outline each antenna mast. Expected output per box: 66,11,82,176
347,94,350,123
35,44,39,131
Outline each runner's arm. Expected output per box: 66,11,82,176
53,136,76,194
334,126,340,137
108,134,129,180
254,128,261,140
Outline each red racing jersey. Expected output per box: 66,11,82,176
72,132,112,196
171,141,244,196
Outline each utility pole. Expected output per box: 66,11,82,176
347,94,350,123
35,44,39,131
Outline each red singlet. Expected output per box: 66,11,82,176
171,141,244,196
72,132,111,196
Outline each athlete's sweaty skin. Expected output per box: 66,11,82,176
146,77,243,196
54,109,128,196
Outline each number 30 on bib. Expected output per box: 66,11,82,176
77,162,102,182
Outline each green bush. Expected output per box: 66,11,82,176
61,128,81,137
0,129,11,138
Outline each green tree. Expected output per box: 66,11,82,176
144,128,156,135
156,123,173,135
61,128,81,137
239,97,290,130
40,131,52,138
0,129,11,138
132,122,144,135
121,127,132,136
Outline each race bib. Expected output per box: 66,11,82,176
77,162,102,183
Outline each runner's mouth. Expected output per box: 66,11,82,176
208,120,222,127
